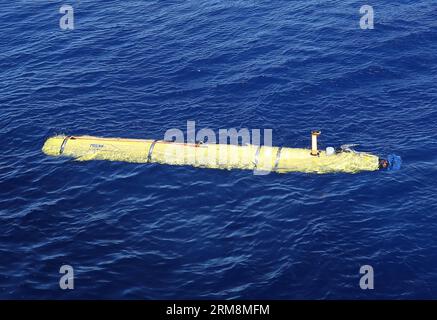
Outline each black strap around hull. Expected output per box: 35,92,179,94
273,147,283,172
253,146,262,169
147,140,158,162
59,136,71,155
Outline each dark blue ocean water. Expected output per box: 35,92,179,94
1,1,437,299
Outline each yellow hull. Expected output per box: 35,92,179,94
42,135,380,174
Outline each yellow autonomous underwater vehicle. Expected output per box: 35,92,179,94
42,131,401,174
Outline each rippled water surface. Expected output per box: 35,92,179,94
1,1,437,299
